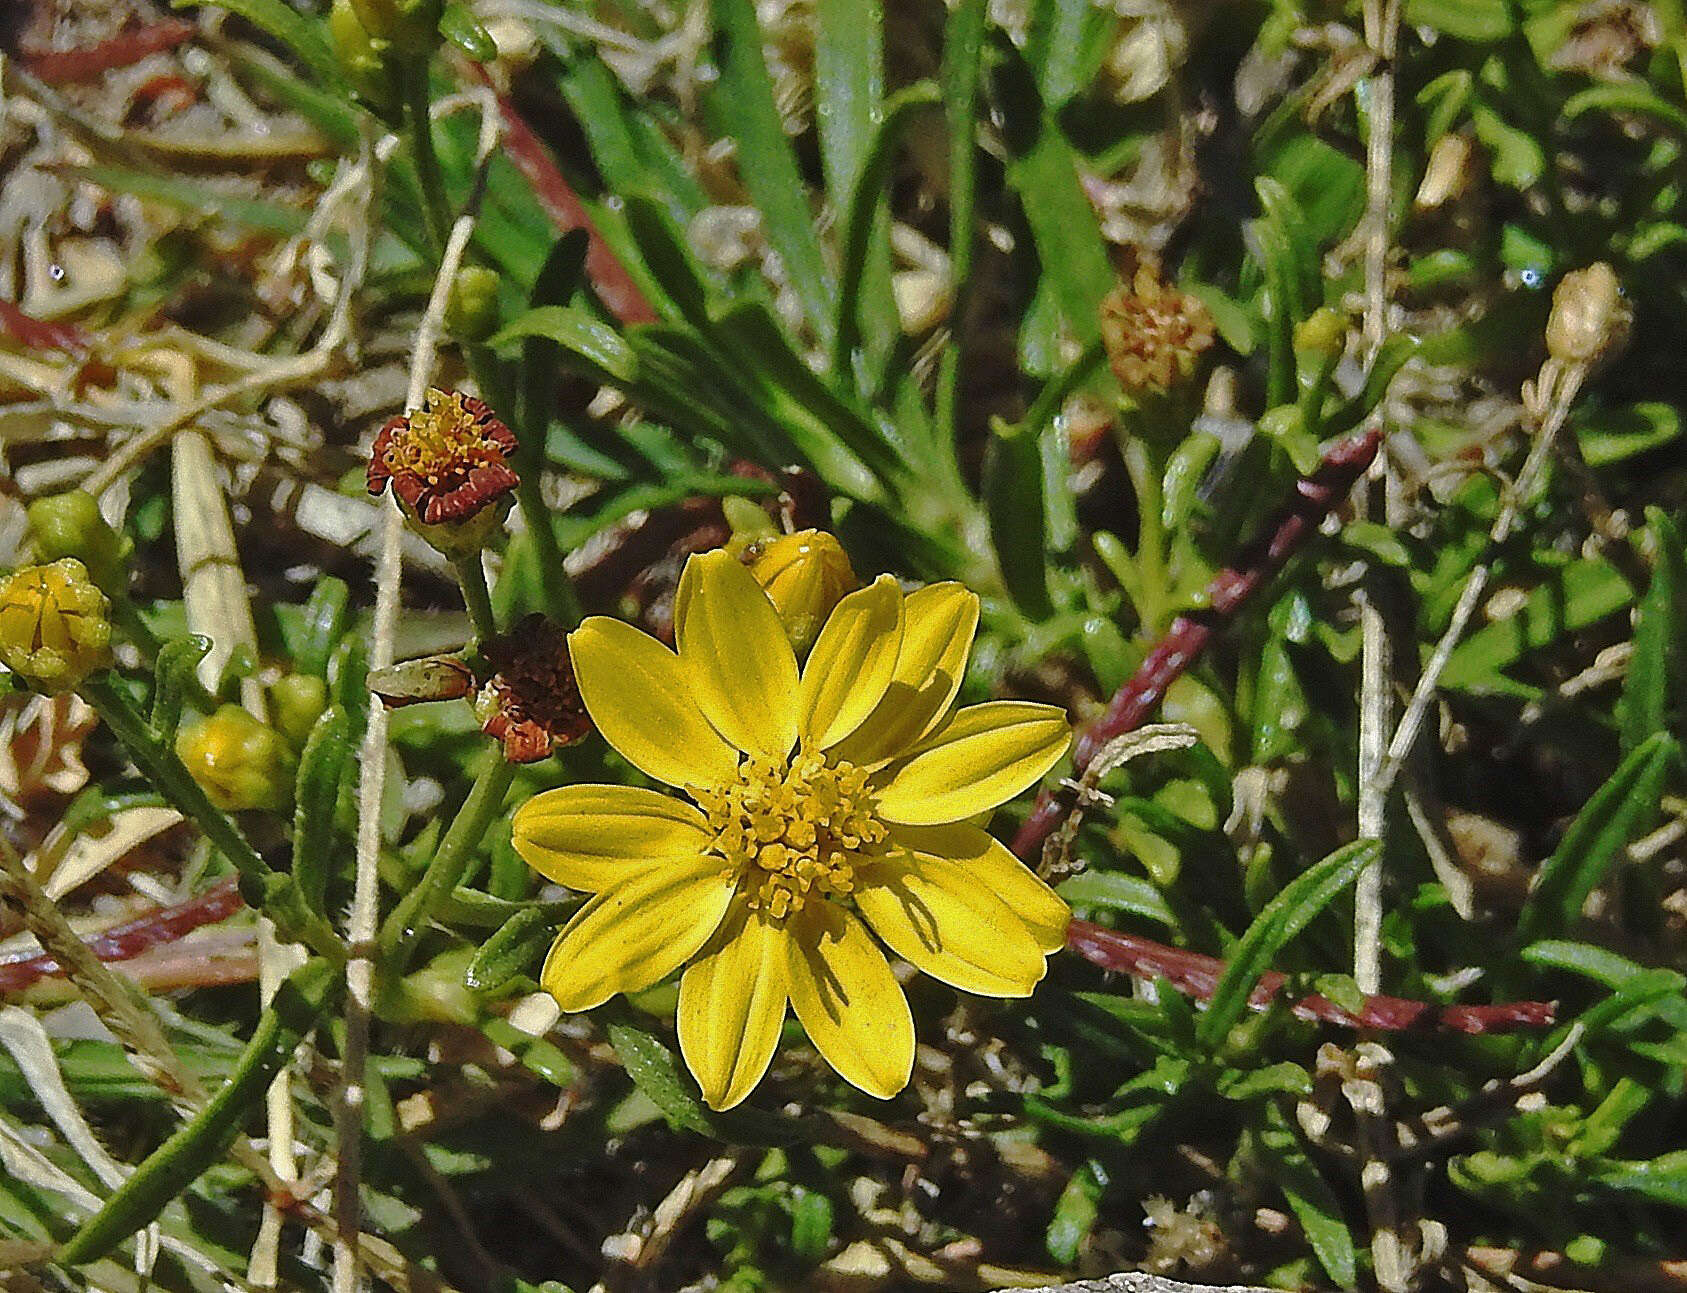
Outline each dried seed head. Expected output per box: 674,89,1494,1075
175,704,297,814
742,530,858,653
1546,262,1631,367
1414,132,1479,212
0,559,113,694
474,615,591,763
1099,264,1216,395
367,388,519,555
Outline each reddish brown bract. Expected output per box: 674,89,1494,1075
366,389,519,525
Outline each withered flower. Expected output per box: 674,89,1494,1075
367,388,519,553
1099,264,1215,395
474,615,591,763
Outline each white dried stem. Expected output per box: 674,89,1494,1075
335,93,501,1293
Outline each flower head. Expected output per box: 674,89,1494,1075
1546,262,1630,368
510,551,1072,1110
175,704,297,813
367,388,518,553
744,529,858,653
473,614,592,763
1099,264,1215,395
0,559,112,693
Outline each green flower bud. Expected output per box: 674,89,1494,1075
0,559,113,693
1293,307,1347,362
445,265,502,342
330,0,398,114
348,0,443,55
26,491,131,593
270,674,330,750
175,705,298,814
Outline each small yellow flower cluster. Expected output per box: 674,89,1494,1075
695,752,888,918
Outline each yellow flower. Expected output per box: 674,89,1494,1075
0,559,112,693
510,550,1072,1110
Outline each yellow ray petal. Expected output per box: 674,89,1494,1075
540,858,735,1012
873,701,1071,826
785,903,913,1100
827,583,978,767
511,785,710,893
854,847,1048,997
885,822,1071,952
569,616,739,789
677,901,789,1110
675,550,800,759
800,574,903,750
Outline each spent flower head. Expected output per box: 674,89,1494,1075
1100,263,1216,395
474,614,592,763
1546,262,1630,368
367,388,519,555
510,550,1072,1110
0,559,113,693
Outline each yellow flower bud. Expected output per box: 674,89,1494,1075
26,491,131,593
1293,307,1347,362
1546,262,1630,368
175,705,298,814
745,531,858,653
0,559,113,693
270,674,330,750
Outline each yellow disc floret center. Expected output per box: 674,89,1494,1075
383,391,503,485
695,752,888,920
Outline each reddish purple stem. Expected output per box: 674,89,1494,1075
0,877,244,994
0,299,92,356
20,20,196,84
1015,425,1384,860
1067,919,1556,1034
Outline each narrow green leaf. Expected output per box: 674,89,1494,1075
1045,1162,1103,1264
70,165,309,236
935,0,987,442
985,425,1054,618
149,635,212,738
439,3,496,60
1057,871,1176,927
464,906,557,994
57,960,334,1265
1259,1106,1359,1289
1197,840,1377,1048
291,707,351,918
293,577,350,678
1618,511,1682,750
1516,733,1678,943
1442,558,1634,694
708,0,835,341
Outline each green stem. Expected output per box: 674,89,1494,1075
401,60,449,255
110,596,166,658
451,551,498,642
469,345,582,628
379,753,517,969
79,674,343,961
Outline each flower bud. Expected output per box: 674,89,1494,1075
26,491,131,593
744,531,857,653
1546,262,1630,367
1099,264,1216,396
175,705,297,813
270,674,329,750
329,0,398,113
0,559,113,693
347,0,442,55
446,265,501,343
367,388,519,557
1293,307,1346,363
368,655,476,708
